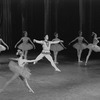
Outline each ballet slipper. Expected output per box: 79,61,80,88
55,68,61,72
29,89,34,93
85,62,87,66
78,60,83,63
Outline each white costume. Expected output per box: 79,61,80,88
73,37,87,50
18,37,33,51
85,37,100,65
9,57,31,79
33,40,61,72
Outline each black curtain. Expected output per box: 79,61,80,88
0,0,100,51
0,0,12,48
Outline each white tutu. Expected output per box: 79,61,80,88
0,45,6,52
87,44,100,52
73,43,87,50
18,43,33,51
8,61,31,79
50,44,64,52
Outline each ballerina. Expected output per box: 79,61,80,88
85,32,100,65
33,34,62,72
50,32,66,64
15,31,35,59
68,31,88,63
0,50,34,93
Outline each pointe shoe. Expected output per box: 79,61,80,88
78,60,83,63
55,68,61,72
29,89,34,93
85,63,87,66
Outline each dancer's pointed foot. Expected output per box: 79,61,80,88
55,68,61,72
78,60,83,63
85,62,87,66
29,89,34,93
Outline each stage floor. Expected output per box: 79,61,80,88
0,54,100,100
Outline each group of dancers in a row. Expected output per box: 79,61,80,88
0,31,100,93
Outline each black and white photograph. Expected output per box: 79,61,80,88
0,0,100,100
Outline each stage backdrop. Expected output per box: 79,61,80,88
0,0,100,52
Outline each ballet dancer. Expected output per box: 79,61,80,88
0,36,9,52
50,32,66,64
0,50,34,93
15,31,35,59
68,31,88,63
33,34,62,72
85,32,100,65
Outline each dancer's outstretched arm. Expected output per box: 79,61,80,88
24,59,35,63
97,37,100,39
33,39,43,44
59,41,66,49
29,38,36,49
83,38,88,44
68,37,78,45
9,58,18,61
15,38,22,48
51,40,62,44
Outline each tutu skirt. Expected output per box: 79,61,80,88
50,44,64,52
8,61,31,79
87,44,100,52
0,45,6,52
73,43,87,50
18,43,33,51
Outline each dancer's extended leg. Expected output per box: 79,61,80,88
24,78,34,93
85,49,92,65
54,51,58,64
77,50,83,63
33,53,44,64
45,54,61,72
0,73,19,93
25,50,28,59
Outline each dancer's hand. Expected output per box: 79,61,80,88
33,39,36,42
60,40,63,43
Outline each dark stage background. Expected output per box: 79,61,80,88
0,0,100,59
